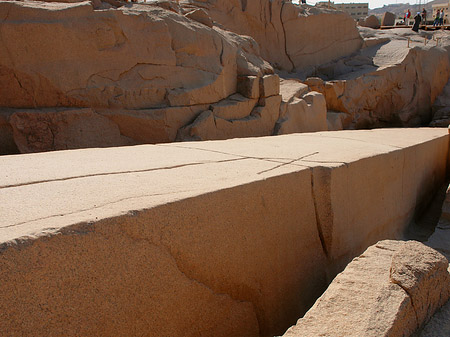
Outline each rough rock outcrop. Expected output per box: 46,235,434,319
180,0,363,71
274,79,328,134
305,44,450,128
0,0,335,153
359,15,380,29
381,11,396,26
283,240,450,337
0,0,282,152
176,75,329,141
0,1,240,109
177,75,282,141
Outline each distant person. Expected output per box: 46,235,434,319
422,8,427,24
412,12,421,32
407,9,411,24
434,9,440,26
440,10,444,25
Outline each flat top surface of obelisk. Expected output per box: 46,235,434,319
0,128,447,244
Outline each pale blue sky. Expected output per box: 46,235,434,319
292,0,433,10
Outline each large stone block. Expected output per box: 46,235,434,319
0,128,448,337
283,240,450,337
260,74,280,98
359,15,380,29
381,11,396,26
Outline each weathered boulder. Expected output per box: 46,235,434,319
283,240,450,337
359,15,380,29
181,0,363,71
381,11,396,26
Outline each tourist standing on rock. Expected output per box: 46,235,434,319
422,8,427,24
412,12,421,32
440,10,445,25
434,9,440,26
405,9,411,26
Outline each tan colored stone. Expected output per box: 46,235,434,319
0,128,448,337
283,240,450,337
210,94,257,120
306,45,450,128
178,95,282,141
228,32,275,77
390,241,450,325
260,74,280,98
184,8,213,27
363,36,390,48
282,3,363,71
99,105,208,143
181,0,363,72
279,79,309,103
0,1,245,109
359,15,380,29
381,11,396,26
275,92,328,135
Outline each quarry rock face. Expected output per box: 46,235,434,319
181,0,363,72
283,240,450,337
0,1,239,109
0,0,338,153
306,43,450,128
0,0,287,151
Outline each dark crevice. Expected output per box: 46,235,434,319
311,170,329,257
280,2,296,71
0,158,247,190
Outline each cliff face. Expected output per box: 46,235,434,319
305,30,450,129
182,0,363,71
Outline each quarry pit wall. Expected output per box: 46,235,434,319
0,128,448,337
